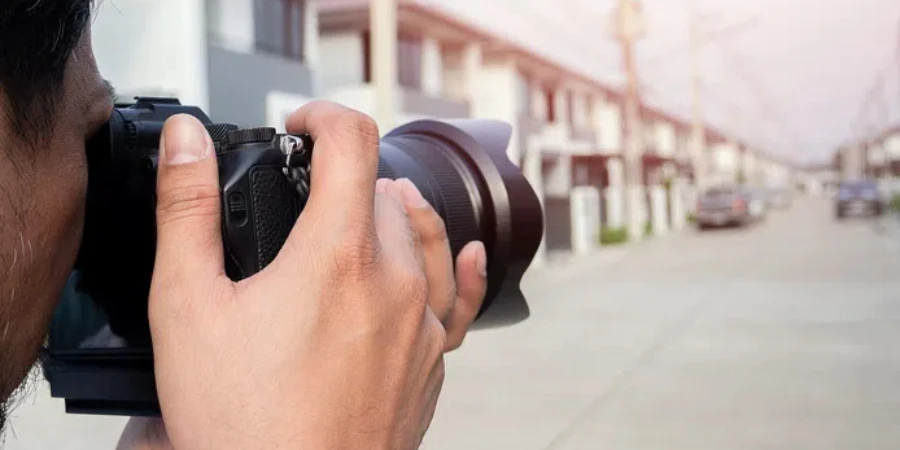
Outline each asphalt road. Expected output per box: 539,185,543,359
3,195,899,449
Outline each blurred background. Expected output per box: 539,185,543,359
5,0,900,448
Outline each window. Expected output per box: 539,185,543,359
545,88,556,123
397,35,423,90
361,33,423,90
255,0,305,61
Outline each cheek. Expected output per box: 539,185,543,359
31,139,88,273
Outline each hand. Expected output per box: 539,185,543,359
146,102,487,450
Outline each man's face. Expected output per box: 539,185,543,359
0,29,113,402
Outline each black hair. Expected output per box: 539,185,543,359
0,0,94,146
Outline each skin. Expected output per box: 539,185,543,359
0,29,113,402
2,27,487,450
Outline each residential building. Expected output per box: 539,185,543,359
91,0,320,130
317,0,480,128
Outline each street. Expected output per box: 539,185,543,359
3,195,900,449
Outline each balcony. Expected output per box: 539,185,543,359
401,88,469,119
570,127,598,145
323,83,470,126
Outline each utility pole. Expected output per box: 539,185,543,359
611,0,647,241
688,5,709,193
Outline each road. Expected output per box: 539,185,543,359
3,195,899,449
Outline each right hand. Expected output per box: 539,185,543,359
147,102,484,450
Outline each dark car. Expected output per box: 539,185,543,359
835,180,883,219
696,186,753,229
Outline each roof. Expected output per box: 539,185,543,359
319,0,764,155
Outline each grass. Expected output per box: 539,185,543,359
599,226,629,245
890,194,900,213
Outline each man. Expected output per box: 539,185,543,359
0,1,487,449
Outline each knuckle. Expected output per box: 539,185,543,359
330,233,381,279
334,110,380,146
417,211,448,245
427,319,448,356
156,183,220,225
395,266,428,305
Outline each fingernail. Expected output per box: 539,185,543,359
474,242,487,277
375,178,389,194
162,115,211,165
399,178,429,209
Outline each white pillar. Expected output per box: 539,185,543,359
304,0,320,94
626,185,646,240
371,0,397,130
523,135,547,268
670,178,687,231
462,43,482,104
570,187,601,254
650,185,668,236
421,37,443,97
605,158,624,229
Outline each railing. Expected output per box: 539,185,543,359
401,88,470,119
570,127,597,144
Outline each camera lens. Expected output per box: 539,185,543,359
377,119,544,327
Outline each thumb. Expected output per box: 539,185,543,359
153,114,225,285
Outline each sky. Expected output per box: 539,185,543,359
422,0,900,164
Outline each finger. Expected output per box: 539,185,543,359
284,101,380,232
396,179,456,323
373,182,421,273
444,241,487,351
153,114,224,285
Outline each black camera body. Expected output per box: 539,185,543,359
46,97,544,417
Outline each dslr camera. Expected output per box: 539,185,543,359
45,97,544,416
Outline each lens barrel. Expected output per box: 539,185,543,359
378,120,543,326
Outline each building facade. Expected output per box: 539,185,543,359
92,0,320,130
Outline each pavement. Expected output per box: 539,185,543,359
3,195,900,449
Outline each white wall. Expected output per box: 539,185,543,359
92,0,209,109
885,133,900,161
442,48,467,101
868,144,886,167
266,91,315,132
597,99,622,152
554,88,569,124
544,155,572,197
571,92,588,129
421,37,443,97
656,121,676,157
319,32,366,92
471,60,520,163
207,0,255,52
712,142,739,182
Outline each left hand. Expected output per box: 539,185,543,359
117,178,488,449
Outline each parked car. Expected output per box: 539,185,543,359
835,179,883,219
696,186,753,229
742,187,768,222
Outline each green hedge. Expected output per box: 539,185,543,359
644,221,653,237
600,226,629,245
890,195,900,213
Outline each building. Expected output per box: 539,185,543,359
91,0,320,130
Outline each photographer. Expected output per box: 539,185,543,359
0,1,487,449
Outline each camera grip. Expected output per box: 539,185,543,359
222,162,301,281
249,167,300,270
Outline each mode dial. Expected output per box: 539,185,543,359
226,127,277,146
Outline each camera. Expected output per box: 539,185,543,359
45,97,544,416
